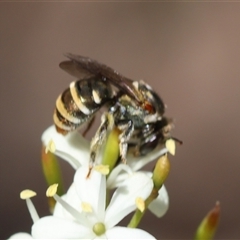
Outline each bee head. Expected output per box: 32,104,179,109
132,80,165,121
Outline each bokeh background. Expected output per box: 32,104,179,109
1,2,240,239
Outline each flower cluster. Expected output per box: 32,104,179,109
9,126,172,239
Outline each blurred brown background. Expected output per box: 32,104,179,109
1,2,240,239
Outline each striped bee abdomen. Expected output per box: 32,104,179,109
53,77,113,134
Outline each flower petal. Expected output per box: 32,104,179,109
105,172,153,228
74,166,106,221
106,226,156,239
127,147,168,171
107,164,133,189
8,233,33,239
148,185,169,218
41,125,90,169
32,216,94,239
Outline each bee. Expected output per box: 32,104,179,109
54,53,178,165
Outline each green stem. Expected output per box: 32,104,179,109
128,187,159,228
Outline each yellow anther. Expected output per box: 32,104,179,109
20,189,37,199
135,197,145,212
81,202,93,212
46,184,58,197
45,139,56,154
166,139,176,155
93,164,110,175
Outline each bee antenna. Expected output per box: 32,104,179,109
172,137,183,145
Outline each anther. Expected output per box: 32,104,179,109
93,164,110,175
46,184,58,197
45,139,56,154
81,202,93,213
165,139,176,155
135,197,145,212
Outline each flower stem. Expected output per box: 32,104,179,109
128,155,170,228
128,188,159,228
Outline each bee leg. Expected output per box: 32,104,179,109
89,112,114,167
117,120,134,164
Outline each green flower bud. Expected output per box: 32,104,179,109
41,146,64,211
102,128,120,173
152,154,170,189
194,202,220,240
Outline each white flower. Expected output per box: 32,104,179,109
42,125,168,171
41,125,90,169
30,166,155,239
8,166,156,239
9,233,33,239
42,125,169,218
9,125,170,239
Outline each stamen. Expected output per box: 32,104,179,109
166,139,176,155
94,165,110,175
20,189,39,223
135,197,145,212
81,202,93,213
131,147,168,171
46,185,91,227
45,139,56,154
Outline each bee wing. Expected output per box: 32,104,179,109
59,53,141,103
59,59,94,79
